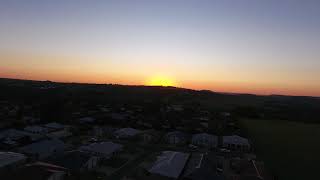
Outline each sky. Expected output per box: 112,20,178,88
1,0,320,96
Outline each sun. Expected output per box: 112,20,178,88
148,76,176,87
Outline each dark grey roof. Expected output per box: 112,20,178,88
0,129,42,141
44,122,65,130
0,152,27,168
149,151,190,179
0,162,67,180
79,117,95,123
19,139,64,158
183,153,225,180
115,128,141,137
46,151,92,171
166,131,188,138
79,141,123,155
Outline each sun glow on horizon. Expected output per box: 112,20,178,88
147,76,177,87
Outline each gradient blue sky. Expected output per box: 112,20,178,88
1,0,320,96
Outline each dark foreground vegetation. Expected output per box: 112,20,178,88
0,78,319,125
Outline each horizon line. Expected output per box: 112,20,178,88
1,76,319,98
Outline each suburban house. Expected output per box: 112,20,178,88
47,129,72,139
92,126,118,137
110,113,128,121
45,123,72,139
22,116,40,124
148,151,190,179
165,131,189,145
44,122,65,131
79,141,123,159
114,128,141,139
0,129,42,148
136,119,153,128
169,104,184,112
225,159,271,180
46,151,99,172
138,129,162,143
0,152,27,171
182,152,224,180
136,119,152,128
79,117,96,124
0,129,42,141
92,126,104,137
0,162,68,180
222,135,250,151
19,139,65,159
24,126,49,135
191,133,218,148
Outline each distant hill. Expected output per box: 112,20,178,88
0,78,319,123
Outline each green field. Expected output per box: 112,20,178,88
241,119,320,180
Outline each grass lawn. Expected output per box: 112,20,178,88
241,119,320,180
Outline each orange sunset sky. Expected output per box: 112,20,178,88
1,1,320,96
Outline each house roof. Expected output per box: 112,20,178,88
166,131,188,138
79,117,95,123
44,122,65,130
0,129,26,139
183,153,204,177
192,133,218,141
223,135,250,146
46,151,93,171
24,126,49,133
115,128,141,137
19,139,65,157
0,152,27,168
183,152,224,180
149,151,190,179
110,113,127,120
48,129,71,138
231,159,267,180
0,129,42,141
79,141,123,155
141,129,161,137
0,162,67,180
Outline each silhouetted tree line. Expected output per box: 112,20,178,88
0,78,320,124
